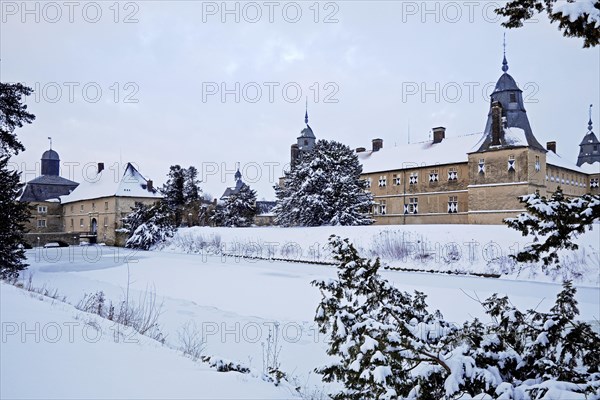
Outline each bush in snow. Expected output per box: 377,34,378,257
313,236,600,400
505,187,600,267
122,201,176,250
212,183,257,227
274,140,374,226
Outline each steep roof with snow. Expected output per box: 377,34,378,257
60,162,161,204
358,133,485,174
476,56,545,153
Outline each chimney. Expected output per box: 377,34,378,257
547,141,556,153
356,147,366,153
146,179,153,192
97,162,105,173
491,101,503,146
432,127,446,144
372,138,383,152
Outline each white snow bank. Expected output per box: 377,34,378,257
0,283,296,400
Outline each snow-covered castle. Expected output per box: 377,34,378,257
289,54,600,225
20,149,161,246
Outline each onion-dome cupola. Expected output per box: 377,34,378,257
41,138,60,176
577,104,600,166
476,38,545,152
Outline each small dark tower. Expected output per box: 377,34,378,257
577,105,600,166
291,103,316,167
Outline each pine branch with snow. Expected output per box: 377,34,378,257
504,187,600,266
495,0,600,48
123,201,176,250
313,236,600,399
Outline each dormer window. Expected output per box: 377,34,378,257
509,93,516,103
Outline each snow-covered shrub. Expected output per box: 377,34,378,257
122,201,176,250
313,236,600,400
505,188,600,267
274,140,374,226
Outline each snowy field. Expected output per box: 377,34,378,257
2,225,599,399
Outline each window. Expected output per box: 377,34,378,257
429,169,439,183
304,139,308,146
70,205,74,212
365,177,372,189
80,218,84,228
103,217,109,227
92,202,95,210
404,197,418,214
507,155,516,172
535,156,541,172
448,196,458,213
37,219,46,228
70,219,74,228
393,174,401,186
591,178,599,188
37,206,47,213
104,201,109,210
509,93,517,103
378,176,387,187
478,159,485,174
80,204,84,211
409,172,418,185
448,167,458,181
379,200,387,215
593,145,598,153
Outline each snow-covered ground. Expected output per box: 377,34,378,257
2,224,599,399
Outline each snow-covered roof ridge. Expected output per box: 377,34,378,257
359,132,485,174
60,162,162,204
546,150,599,174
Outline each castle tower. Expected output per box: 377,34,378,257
290,104,316,167
576,105,600,166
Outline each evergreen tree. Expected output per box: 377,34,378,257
504,187,600,266
161,165,186,225
122,201,176,250
0,82,35,279
183,165,202,205
274,140,374,227
213,183,257,227
495,0,600,48
313,236,600,399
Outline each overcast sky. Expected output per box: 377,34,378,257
2,1,599,199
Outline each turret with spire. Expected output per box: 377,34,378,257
577,104,600,166
291,102,317,167
476,35,545,153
